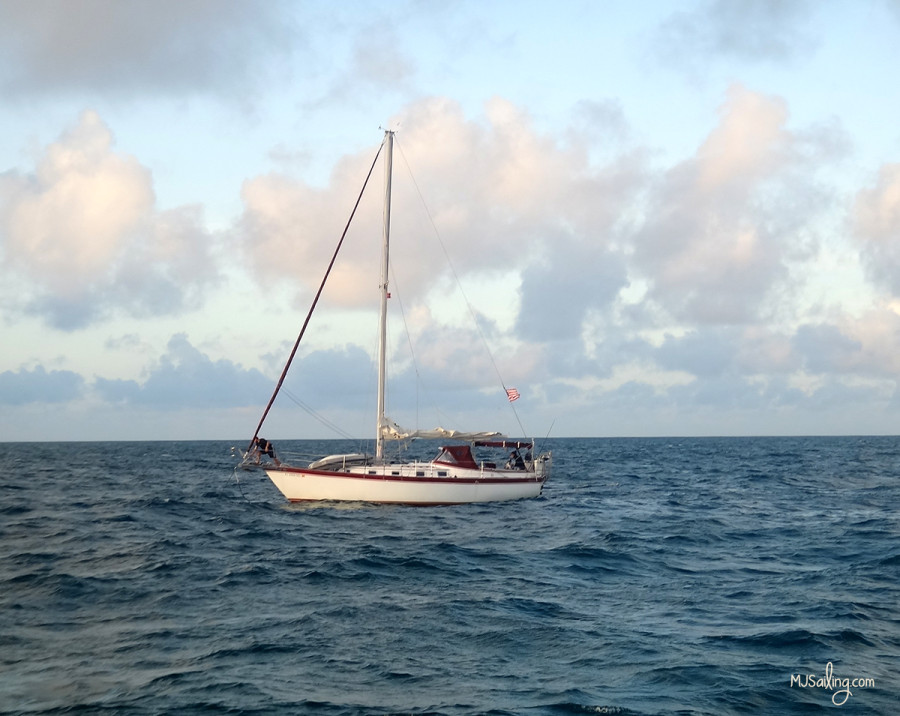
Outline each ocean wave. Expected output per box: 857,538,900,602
3,437,899,715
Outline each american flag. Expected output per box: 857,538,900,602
506,387,520,402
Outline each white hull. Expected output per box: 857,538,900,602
265,462,547,505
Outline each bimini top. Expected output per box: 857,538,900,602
433,442,534,470
433,445,479,469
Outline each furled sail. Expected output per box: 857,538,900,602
380,417,503,442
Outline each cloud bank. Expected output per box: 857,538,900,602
223,89,900,437
2,0,900,442
0,0,295,99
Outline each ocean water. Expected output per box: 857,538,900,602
1,436,898,715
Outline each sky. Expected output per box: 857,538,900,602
2,0,900,442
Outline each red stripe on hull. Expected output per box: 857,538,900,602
270,466,544,486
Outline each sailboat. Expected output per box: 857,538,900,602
243,130,551,505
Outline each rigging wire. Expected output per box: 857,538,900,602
279,387,357,441
387,265,466,433
231,463,274,511
248,136,387,451
384,261,423,430
394,136,529,438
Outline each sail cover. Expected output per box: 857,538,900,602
380,417,503,442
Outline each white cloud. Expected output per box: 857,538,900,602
630,84,830,325
854,163,900,295
2,111,153,288
238,96,643,339
0,111,218,329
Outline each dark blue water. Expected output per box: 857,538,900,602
2,437,898,714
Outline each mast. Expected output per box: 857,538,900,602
375,130,394,460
